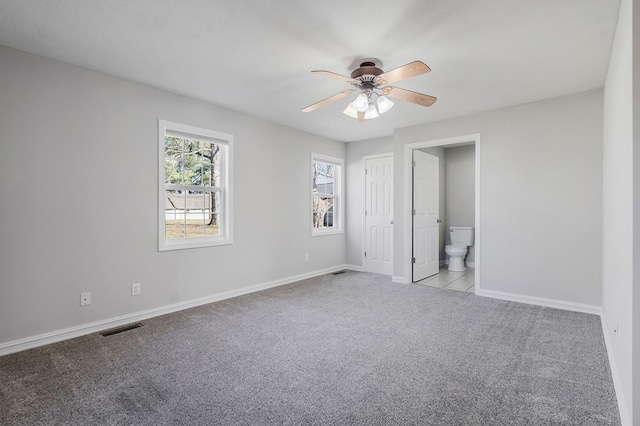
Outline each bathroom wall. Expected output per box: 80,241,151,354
444,145,476,265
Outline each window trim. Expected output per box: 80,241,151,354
158,119,233,251
311,152,344,237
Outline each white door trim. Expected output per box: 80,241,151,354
362,152,394,273
401,134,481,292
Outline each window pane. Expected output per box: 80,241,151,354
184,190,205,238
183,139,200,155
201,143,221,187
165,189,186,239
312,195,334,229
184,154,203,185
313,161,334,194
164,138,223,186
164,137,184,184
200,144,213,185
178,190,222,238
204,214,220,236
204,191,221,236
209,144,221,186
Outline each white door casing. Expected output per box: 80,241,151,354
401,133,480,287
412,150,439,281
363,155,393,275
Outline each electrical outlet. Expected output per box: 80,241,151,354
304,253,309,262
80,292,91,307
131,283,140,296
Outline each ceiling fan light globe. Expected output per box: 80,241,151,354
364,104,379,120
351,93,369,112
342,104,358,118
377,95,394,114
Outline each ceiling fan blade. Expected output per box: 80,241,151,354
375,61,431,85
382,86,437,107
311,70,359,84
358,111,366,122
302,89,355,112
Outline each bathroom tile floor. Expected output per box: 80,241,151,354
416,266,475,292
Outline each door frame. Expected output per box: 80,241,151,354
402,134,481,291
362,152,394,273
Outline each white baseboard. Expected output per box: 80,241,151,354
0,264,351,356
476,288,602,315
392,275,409,284
343,264,364,272
600,316,631,426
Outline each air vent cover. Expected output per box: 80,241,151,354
100,323,143,337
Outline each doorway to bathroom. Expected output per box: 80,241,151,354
404,134,481,291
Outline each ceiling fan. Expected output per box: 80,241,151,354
302,60,437,122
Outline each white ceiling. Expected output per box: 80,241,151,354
0,0,620,142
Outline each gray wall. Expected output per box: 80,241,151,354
0,46,345,347
392,89,603,307
444,145,476,264
601,0,636,422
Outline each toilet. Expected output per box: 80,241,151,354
445,226,474,272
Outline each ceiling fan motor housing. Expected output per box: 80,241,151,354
351,62,383,89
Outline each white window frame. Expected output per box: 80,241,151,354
311,152,344,236
158,119,233,251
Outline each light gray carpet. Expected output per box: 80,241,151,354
0,272,620,425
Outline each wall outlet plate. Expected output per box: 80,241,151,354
131,283,140,296
80,292,91,307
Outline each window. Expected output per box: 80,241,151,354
158,120,233,251
312,153,343,236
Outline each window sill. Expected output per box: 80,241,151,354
159,237,233,251
311,229,344,237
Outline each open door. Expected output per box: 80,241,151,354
412,150,439,281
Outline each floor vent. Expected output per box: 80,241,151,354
331,270,347,275
100,323,143,337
